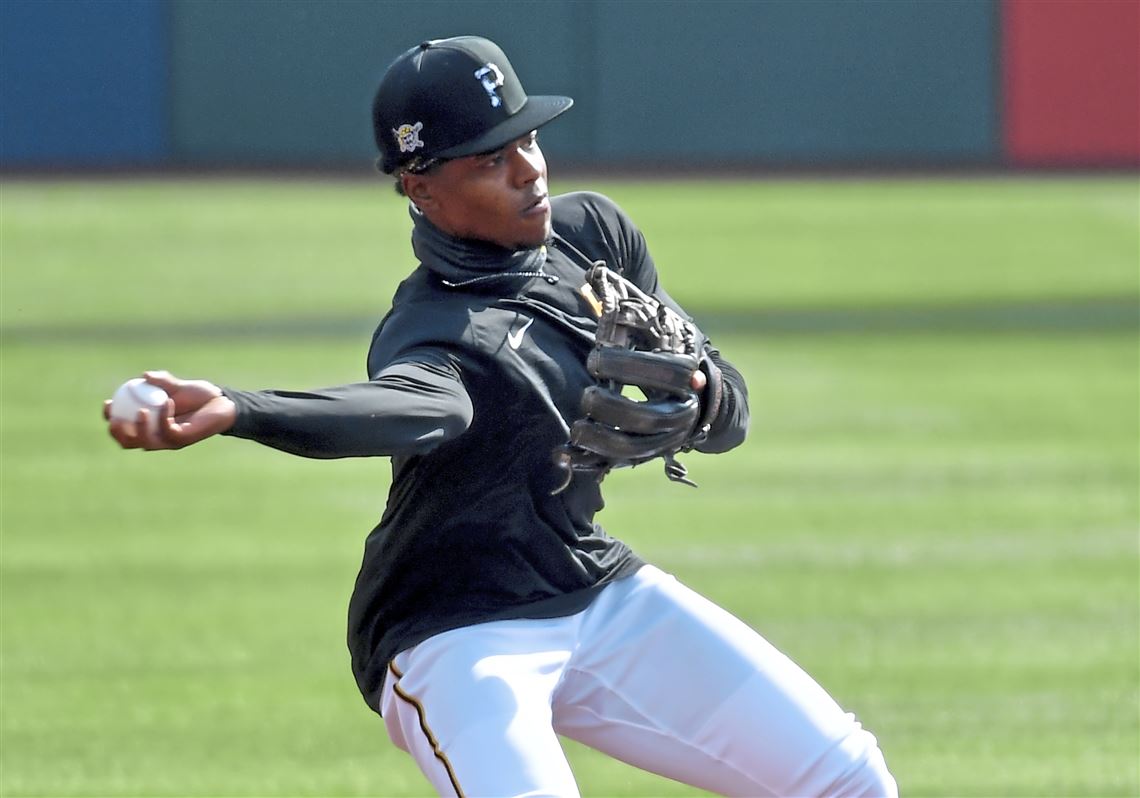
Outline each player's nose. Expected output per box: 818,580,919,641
511,143,544,187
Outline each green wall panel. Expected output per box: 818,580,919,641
170,0,998,168
592,0,998,164
169,0,587,165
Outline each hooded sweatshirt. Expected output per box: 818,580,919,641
223,191,749,713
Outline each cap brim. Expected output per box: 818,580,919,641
434,95,573,160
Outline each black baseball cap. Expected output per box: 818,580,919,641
372,36,573,175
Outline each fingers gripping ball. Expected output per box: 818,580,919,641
109,378,169,434
553,264,722,493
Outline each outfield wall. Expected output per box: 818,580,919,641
0,0,169,166
2,0,1137,170
1002,0,1140,166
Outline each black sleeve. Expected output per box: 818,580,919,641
695,349,750,454
571,192,699,327
220,348,472,459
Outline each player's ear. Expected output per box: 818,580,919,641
402,174,435,208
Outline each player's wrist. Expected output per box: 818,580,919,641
694,355,723,434
216,388,249,436
210,394,238,433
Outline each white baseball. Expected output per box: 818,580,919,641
109,378,169,433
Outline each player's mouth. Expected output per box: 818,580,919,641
522,194,550,217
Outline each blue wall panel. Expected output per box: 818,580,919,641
0,0,168,166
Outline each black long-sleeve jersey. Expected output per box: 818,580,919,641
223,192,750,713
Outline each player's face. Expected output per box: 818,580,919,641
410,131,551,250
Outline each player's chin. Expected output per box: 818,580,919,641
510,216,552,250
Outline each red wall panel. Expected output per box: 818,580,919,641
1004,0,1139,165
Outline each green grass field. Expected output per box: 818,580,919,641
2,176,1137,796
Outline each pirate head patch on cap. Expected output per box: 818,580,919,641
372,36,573,175
393,122,424,154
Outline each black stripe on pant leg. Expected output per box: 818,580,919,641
388,661,465,798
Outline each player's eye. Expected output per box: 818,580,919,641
480,151,505,168
479,133,536,168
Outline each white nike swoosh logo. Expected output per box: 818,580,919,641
507,316,535,350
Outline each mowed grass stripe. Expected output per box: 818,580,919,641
3,177,1137,326
3,294,1136,344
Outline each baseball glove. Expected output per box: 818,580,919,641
552,264,722,494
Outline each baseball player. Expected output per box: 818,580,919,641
105,36,897,797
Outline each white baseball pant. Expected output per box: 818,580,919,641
380,564,897,797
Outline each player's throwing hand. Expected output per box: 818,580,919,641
104,370,235,450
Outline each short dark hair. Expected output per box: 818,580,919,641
391,157,446,196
